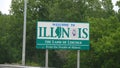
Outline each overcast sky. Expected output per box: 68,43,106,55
0,0,11,14
112,0,119,11
0,0,119,14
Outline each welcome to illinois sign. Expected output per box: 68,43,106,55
36,22,89,50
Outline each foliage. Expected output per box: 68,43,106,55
0,0,120,68
64,16,120,68
0,15,22,63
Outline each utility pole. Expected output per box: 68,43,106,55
22,0,27,66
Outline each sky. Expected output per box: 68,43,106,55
112,0,119,11
0,0,119,14
0,0,11,14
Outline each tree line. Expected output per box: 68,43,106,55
0,0,120,68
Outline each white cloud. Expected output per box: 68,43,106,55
0,0,12,14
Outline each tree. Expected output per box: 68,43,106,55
0,11,2,15
1,0,119,67
116,0,120,21
10,0,64,67
101,0,115,17
65,16,120,68
0,15,22,63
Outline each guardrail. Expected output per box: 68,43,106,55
0,64,54,68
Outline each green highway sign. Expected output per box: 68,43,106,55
36,22,89,50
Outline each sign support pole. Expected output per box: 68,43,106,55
77,50,80,68
45,49,48,68
22,0,27,66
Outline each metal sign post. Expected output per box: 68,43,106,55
77,50,80,68
45,49,48,68
22,0,27,65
